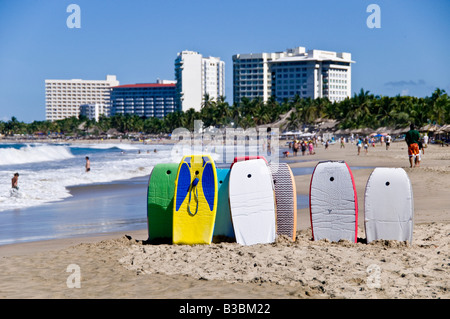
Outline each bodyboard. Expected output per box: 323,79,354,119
229,159,276,245
173,155,218,244
270,163,297,241
309,161,358,242
364,167,414,243
231,156,267,168
212,168,235,239
147,163,178,242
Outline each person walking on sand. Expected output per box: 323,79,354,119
301,141,307,156
423,134,429,150
308,141,315,155
363,137,369,154
417,139,424,166
405,123,420,168
85,156,91,172
385,134,391,150
11,173,19,190
293,140,299,156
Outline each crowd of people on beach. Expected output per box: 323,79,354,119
282,123,430,169
284,138,317,157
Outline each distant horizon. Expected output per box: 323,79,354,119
1,0,449,123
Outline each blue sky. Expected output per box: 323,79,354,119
0,0,449,123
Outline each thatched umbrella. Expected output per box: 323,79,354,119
420,124,440,132
441,124,450,133
362,127,375,135
315,119,339,132
375,126,394,134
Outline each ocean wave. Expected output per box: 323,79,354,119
0,143,221,213
70,143,141,151
0,145,75,165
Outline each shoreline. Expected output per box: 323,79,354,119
0,137,176,145
0,175,150,248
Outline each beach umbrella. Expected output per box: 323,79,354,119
441,124,450,133
400,127,410,134
362,128,375,135
422,124,440,132
301,132,314,137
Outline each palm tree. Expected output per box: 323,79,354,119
183,108,200,131
215,96,231,128
5,116,24,135
286,111,300,131
229,103,241,128
164,111,184,132
430,88,448,125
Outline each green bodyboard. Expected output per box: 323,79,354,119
147,163,178,242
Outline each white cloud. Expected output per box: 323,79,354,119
400,89,409,96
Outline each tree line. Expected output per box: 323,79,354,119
1,88,448,137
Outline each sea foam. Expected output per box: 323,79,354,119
0,144,74,165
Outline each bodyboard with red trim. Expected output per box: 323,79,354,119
230,156,267,168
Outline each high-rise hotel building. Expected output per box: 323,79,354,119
233,47,354,104
109,80,176,119
174,51,225,112
45,75,119,121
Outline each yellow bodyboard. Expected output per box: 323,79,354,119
173,155,218,244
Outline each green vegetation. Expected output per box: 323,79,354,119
1,88,448,137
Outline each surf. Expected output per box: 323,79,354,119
0,144,74,165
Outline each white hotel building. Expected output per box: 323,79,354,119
45,75,119,121
174,51,225,112
233,47,354,104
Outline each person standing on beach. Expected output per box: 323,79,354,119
423,134,429,151
308,141,315,155
385,134,391,150
417,139,424,166
11,173,19,190
357,138,362,155
405,123,420,168
293,140,299,156
301,141,307,156
85,156,91,172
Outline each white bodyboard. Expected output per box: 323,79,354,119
364,167,414,243
229,159,276,245
309,161,358,242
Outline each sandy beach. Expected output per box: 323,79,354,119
0,140,449,299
